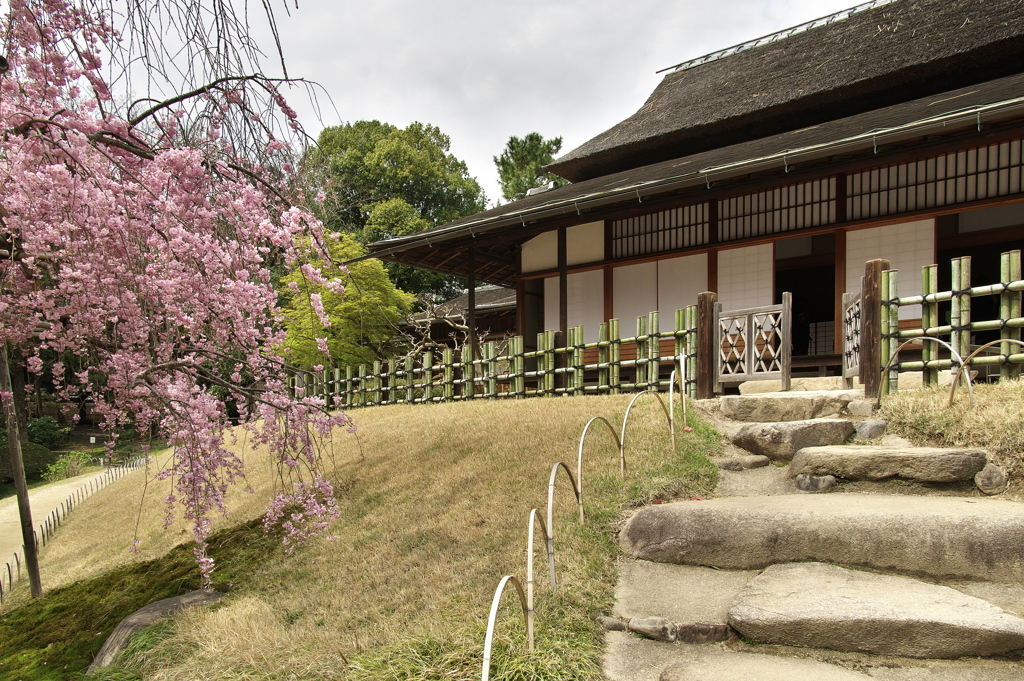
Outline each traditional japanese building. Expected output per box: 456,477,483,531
363,0,1024,376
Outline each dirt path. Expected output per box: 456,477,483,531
0,469,120,564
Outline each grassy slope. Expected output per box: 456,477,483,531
1,394,719,680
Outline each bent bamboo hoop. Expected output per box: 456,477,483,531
876,336,968,409
948,338,1024,408
481,574,530,681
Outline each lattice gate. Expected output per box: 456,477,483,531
716,292,792,391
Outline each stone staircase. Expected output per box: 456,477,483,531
603,386,1024,680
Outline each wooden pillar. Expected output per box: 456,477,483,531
557,227,568,391
467,247,478,362
861,258,890,399
696,291,718,399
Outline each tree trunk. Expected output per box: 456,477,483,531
0,342,42,597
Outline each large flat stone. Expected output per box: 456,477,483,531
730,419,854,460
620,494,1024,581
720,391,858,422
613,560,757,625
728,563,1024,658
789,445,988,482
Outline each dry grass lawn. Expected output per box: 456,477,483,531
881,378,1024,483
10,393,718,680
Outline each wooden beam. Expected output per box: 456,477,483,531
696,291,718,399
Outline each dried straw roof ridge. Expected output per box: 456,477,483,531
550,0,1024,183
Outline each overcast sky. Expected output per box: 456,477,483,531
258,0,866,204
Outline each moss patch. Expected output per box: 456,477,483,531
0,517,279,680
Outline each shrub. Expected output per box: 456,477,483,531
43,450,94,483
26,416,72,450
0,439,58,481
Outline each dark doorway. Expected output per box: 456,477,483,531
775,234,836,358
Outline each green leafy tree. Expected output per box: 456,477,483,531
280,234,414,370
494,132,569,202
305,121,486,299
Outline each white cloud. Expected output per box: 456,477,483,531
259,0,862,204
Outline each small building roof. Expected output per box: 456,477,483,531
407,285,516,323
549,0,1024,182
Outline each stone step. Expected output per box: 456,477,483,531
620,494,1024,581
720,390,863,423
789,445,988,482
729,563,1024,658
730,418,854,460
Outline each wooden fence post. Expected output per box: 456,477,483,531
860,259,889,399
696,291,718,400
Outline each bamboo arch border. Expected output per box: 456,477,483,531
875,336,970,409
948,338,1024,408
481,574,529,681
668,352,688,439
480,386,687,679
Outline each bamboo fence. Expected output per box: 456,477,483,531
289,307,700,409
879,249,1023,395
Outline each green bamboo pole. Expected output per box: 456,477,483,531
685,305,698,398
880,270,891,397
886,269,900,394
574,324,585,396
649,311,660,391
404,356,415,404
959,256,972,383
598,322,609,394
635,314,647,391
1001,250,1022,380
485,341,497,398
610,318,621,394
922,264,938,387
950,256,964,383
423,351,434,402
357,364,367,407
443,347,454,401
345,366,354,409
544,330,556,396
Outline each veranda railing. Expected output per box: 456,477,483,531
290,307,700,409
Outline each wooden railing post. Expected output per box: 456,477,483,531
860,259,890,399
696,291,718,399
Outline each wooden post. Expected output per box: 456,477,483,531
0,344,41,597
696,291,718,399
780,292,793,392
1001,250,1022,380
860,259,889,399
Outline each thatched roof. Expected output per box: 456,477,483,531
549,0,1024,182
362,71,1024,286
